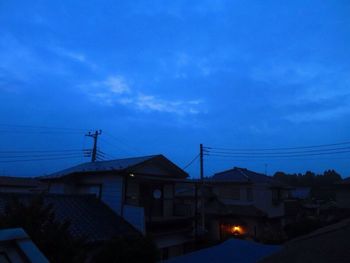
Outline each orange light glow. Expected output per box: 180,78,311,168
232,226,241,232
221,224,246,236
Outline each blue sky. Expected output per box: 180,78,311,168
1,0,350,177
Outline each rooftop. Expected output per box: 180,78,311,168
0,193,140,243
211,167,289,188
41,154,188,179
0,176,43,188
260,218,350,263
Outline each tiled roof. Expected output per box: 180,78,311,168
0,193,140,243
212,167,288,187
40,155,160,179
40,154,188,180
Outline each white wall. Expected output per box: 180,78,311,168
78,174,124,215
253,184,284,218
123,205,145,234
47,174,124,215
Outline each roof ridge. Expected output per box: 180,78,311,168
236,167,250,180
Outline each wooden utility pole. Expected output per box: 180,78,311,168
85,130,102,162
200,143,205,231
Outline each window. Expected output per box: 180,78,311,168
246,187,253,201
272,189,282,205
231,186,240,200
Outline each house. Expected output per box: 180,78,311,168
335,177,350,209
205,167,291,242
0,228,49,263
0,176,45,193
0,193,140,243
40,155,196,259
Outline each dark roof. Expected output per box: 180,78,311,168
259,218,350,263
212,167,288,187
0,193,140,243
337,177,350,184
0,176,43,188
41,154,188,180
205,198,266,217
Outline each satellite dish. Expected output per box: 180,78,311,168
153,189,162,199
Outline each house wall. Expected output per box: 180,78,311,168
212,184,253,205
123,205,145,234
212,184,286,218
48,174,124,215
163,184,174,217
253,184,285,218
0,186,37,193
134,163,173,177
48,182,66,194
77,174,124,215
336,188,350,208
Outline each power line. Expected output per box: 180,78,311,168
0,153,85,159
0,124,85,132
207,149,350,158
183,154,200,170
104,132,140,154
204,141,350,152
0,130,83,134
0,156,84,163
207,146,350,155
100,137,132,156
0,149,86,154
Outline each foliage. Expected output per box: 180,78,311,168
0,195,88,263
273,170,342,187
91,235,158,263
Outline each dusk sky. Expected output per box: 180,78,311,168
1,0,350,178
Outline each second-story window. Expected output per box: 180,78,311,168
272,188,282,205
246,187,253,201
231,186,240,200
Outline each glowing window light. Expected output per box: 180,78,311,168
231,225,243,235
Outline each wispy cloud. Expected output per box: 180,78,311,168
81,75,203,115
50,46,97,69
285,105,350,123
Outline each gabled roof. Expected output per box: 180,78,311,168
41,154,188,180
0,193,140,243
211,167,288,188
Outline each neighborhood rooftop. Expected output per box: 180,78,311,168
40,154,186,179
0,193,140,242
211,167,289,187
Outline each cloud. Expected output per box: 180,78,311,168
251,61,326,86
81,75,203,115
285,105,350,123
50,46,97,69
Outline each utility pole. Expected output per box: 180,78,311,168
199,143,205,231
85,130,102,162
